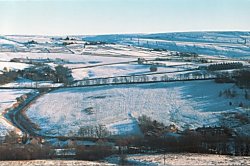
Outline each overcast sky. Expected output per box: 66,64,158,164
0,0,249,35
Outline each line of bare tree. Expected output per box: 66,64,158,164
73,72,215,87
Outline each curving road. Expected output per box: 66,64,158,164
4,90,56,138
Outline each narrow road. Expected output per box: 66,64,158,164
3,89,57,139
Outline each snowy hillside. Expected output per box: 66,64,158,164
84,31,250,58
1,32,250,59
0,32,250,139
26,80,249,136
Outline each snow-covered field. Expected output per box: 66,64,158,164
0,52,133,65
71,63,184,80
5,35,53,44
26,80,249,136
0,153,249,166
0,89,35,114
0,89,34,137
0,78,63,88
0,154,249,165
1,32,250,139
84,31,250,59
0,160,114,166
1,32,250,59
0,61,31,71
2,32,248,81
0,51,197,81
107,153,250,165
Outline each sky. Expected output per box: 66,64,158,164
0,0,249,35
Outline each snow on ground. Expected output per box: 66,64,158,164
0,61,31,71
2,32,250,59
0,117,15,138
71,64,180,80
0,89,34,137
116,153,250,165
81,44,164,58
0,160,114,166
84,31,250,59
0,50,194,81
0,154,249,165
0,39,162,61
1,33,250,138
0,38,18,45
26,80,248,136
5,35,53,44
0,89,34,114
0,78,63,88
0,52,134,67
136,38,250,58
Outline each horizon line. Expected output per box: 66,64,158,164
2,30,250,37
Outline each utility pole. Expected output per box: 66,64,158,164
164,153,166,165
163,135,166,165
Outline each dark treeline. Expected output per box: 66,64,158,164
0,144,52,160
0,71,18,85
1,115,249,161
135,115,250,156
215,69,250,88
0,64,73,86
234,70,250,88
19,65,73,85
0,131,53,160
208,62,243,71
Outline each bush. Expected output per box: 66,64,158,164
55,65,73,85
0,144,53,160
235,113,249,124
21,66,57,82
234,70,250,88
150,66,157,72
138,115,166,137
0,71,18,85
76,145,113,160
78,125,111,138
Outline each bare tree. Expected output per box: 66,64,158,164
95,125,110,138
4,131,21,144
